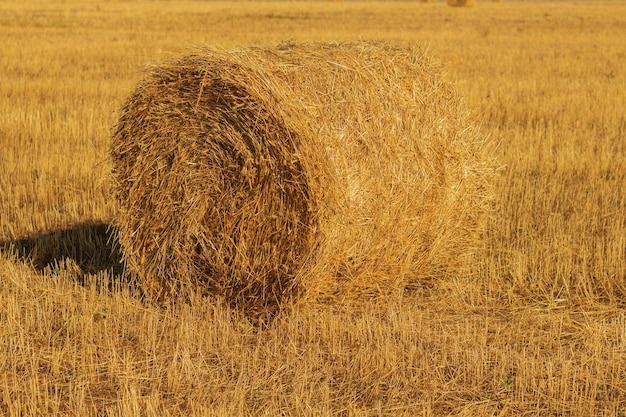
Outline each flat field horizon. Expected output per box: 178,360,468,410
1,1,625,415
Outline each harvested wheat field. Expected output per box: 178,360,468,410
112,42,493,317
1,1,625,416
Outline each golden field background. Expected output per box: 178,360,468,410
1,1,625,415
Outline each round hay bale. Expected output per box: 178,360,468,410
447,0,476,6
111,41,494,315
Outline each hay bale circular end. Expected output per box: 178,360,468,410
111,41,494,315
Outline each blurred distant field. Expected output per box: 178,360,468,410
1,1,625,416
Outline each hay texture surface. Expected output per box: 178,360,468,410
112,41,493,314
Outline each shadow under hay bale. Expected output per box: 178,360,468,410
0,222,124,279
111,41,494,316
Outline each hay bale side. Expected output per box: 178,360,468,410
111,41,494,314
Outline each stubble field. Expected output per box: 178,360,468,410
1,1,625,415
